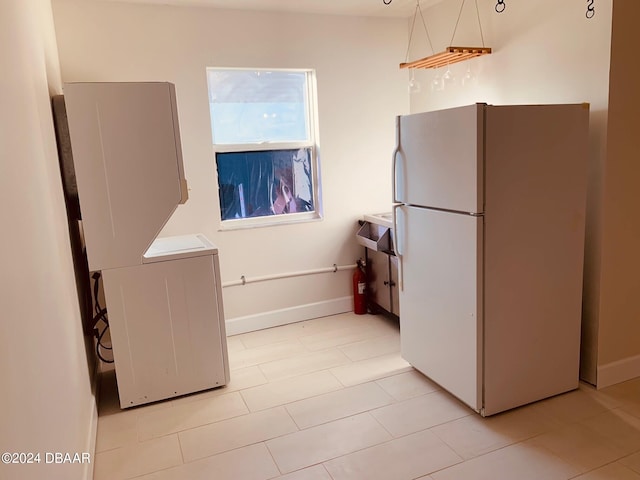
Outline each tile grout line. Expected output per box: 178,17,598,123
254,351,354,384
100,433,185,480
176,431,186,465
280,381,396,431
564,459,636,480
231,320,397,370
282,403,304,432
326,367,348,389
320,462,337,480
137,407,251,442
263,441,285,477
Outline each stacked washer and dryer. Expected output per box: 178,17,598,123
57,82,229,408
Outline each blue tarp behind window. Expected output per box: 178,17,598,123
217,148,313,221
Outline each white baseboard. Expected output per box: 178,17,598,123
83,351,100,480
225,296,352,336
83,396,98,480
597,354,640,389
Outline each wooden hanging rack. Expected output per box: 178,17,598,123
400,46,492,70
401,0,491,71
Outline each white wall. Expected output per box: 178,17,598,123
0,1,96,479
407,0,617,385
596,0,640,387
407,1,612,111
52,0,409,328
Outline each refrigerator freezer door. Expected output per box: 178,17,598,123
396,104,484,214
399,206,483,411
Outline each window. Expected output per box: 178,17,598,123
206,68,321,228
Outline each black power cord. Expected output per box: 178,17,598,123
91,272,114,363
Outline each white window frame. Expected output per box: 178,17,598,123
207,67,322,230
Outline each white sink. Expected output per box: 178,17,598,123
363,212,393,229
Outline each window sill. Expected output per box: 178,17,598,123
218,211,323,231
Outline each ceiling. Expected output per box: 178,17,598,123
99,0,446,18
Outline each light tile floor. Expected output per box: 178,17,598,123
94,312,640,480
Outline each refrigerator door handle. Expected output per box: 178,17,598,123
392,148,400,204
392,115,402,204
393,204,404,291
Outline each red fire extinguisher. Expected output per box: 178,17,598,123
353,259,367,315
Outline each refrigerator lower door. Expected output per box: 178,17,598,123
399,206,483,412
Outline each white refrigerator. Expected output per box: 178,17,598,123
393,103,589,416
